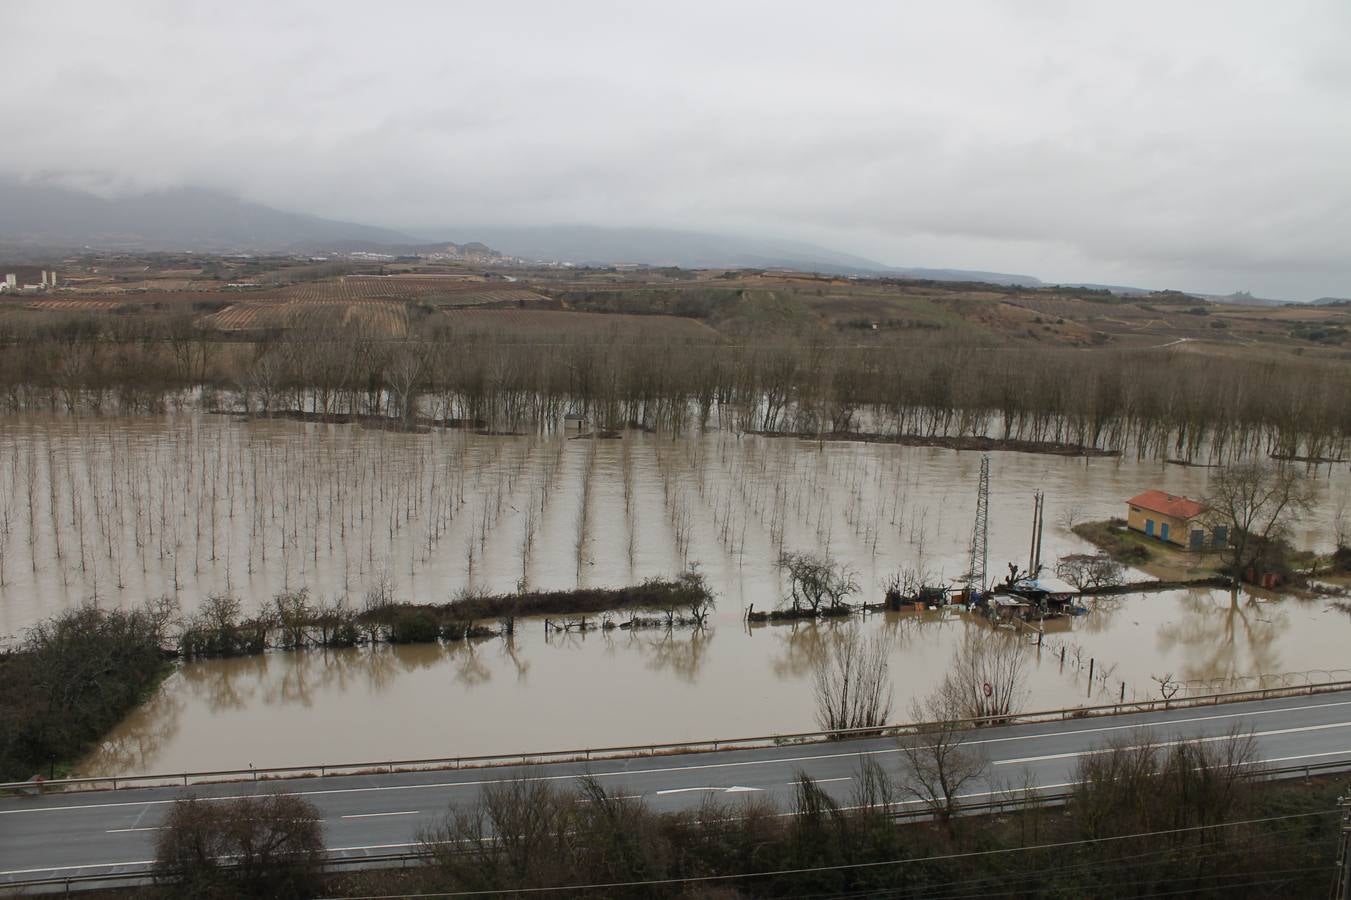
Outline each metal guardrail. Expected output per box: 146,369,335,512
4,759,1348,895
4,679,1349,796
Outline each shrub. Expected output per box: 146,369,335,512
387,608,440,643
154,793,325,898
0,603,173,781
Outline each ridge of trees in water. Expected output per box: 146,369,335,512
0,577,713,780
177,574,715,659
0,316,1347,461
0,604,175,782
141,734,1345,899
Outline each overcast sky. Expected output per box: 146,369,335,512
3,1,1350,298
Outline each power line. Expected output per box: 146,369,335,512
327,808,1340,899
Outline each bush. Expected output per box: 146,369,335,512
0,603,173,781
154,793,325,898
387,608,440,643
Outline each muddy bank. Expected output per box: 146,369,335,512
1078,575,1231,596
750,430,1120,457
215,409,485,433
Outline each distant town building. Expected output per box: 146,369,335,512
1,269,56,293
1125,489,1226,550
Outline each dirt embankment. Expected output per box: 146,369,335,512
752,430,1120,457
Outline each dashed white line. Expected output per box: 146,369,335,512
994,721,1351,766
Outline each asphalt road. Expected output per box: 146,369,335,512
3,690,1350,888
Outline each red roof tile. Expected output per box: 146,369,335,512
1127,490,1206,520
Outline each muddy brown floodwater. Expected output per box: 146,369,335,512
0,413,1347,776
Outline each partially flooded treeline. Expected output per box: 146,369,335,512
0,320,1347,460
178,574,714,659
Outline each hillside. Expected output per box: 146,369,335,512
0,180,415,253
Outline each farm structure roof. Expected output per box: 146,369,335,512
1127,490,1207,520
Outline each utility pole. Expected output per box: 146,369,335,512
966,455,990,593
1334,794,1350,900
1027,490,1044,577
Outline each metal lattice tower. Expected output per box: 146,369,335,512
967,455,990,592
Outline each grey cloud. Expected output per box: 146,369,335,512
1,0,1349,298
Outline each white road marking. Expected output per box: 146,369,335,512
105,826,163,833
994,720,1351,766
5,696,1349,818
0,860,154,876
656,787,726,795
339,810,420,819
789,777,851,785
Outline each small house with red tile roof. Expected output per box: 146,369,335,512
1126,490,1225,550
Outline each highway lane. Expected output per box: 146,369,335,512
3,689,1350,887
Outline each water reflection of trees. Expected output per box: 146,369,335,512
180,653,268,712
761,612,932,680
1155,590,1287,685
633,627,712,682
499,634,530,683
451,640,492,687
80,679,185,776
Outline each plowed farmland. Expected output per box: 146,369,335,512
437,308,721,341
201,298,409,337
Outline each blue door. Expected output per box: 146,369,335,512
1145,518,1155,536
1160,522,1170,542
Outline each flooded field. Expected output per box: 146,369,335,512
76,584,1351,777
1,412,1348,776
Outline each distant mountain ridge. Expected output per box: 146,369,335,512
0,180,414,252
420,224,1047,286
0,181,1331,302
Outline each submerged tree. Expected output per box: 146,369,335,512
1054,552,1124,593
811,623,893,733
779,551,861,615
1203,462,1316,587
944,628,1029,722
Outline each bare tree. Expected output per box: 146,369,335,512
898,681,989,832
780,551,860,615
1204,462,1316,587
153,792,325,897
944,628,1029,722
812,623,893,732
1054,552,1124,593
1072,727,1258,842
1151,672,1182,702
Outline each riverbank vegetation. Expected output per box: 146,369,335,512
0,603,175,782
1,301,1348,463
177,574,714,659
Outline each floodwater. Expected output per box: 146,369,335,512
78,587,1351,777
0,412,1347,776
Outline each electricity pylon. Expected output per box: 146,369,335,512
966,455,990,593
